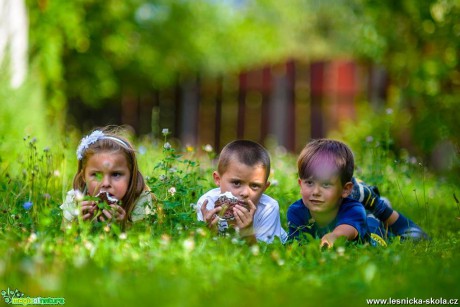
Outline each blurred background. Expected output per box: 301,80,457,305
1,0,459,175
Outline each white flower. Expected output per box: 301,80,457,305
119,233,127,240
203,144,213,152
183,238,195,252
386,108,393,115
163,142,171,149
162,128,170,136
366,136,374,143
168,187,176,196
271,179,279,187
337,246,345,256
159,174,166,181
250,245,260,256
60,190,83,222
76,130,105,160
74,190,84,202
28,233,37,243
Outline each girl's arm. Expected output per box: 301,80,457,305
320,224,358,248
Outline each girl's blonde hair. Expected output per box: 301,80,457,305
73,127,145,229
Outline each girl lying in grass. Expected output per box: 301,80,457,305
60,127,155,231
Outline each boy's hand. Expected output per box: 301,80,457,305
320,224,358,249
233,199,256,233
98,204,126,222
200,199,221,228
320,233,338,249
80,200,96,221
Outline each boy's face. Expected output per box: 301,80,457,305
298,172,352,217
213,158,270,207
84,152,130,201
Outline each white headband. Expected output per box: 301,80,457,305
76,130,130,160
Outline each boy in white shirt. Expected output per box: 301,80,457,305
197,140,287,244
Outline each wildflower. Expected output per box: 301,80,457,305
43,147,50,152
250,245,260,256
119,233,127,240
160,234,171,247
84,241,94,251
159,174,166,181
366,136,374,143
337,246,345,256
203,144,213,153
53,170,61,177
186,145,194,152
23,201,33,210
162,128,170,136
168,187,176,196
168,167,177,173
138,145,147,155
183,238,195,252
28,233,37,243
164,142,171,149
386,108,393,115
74,190,84,202
271,179,279,187
103,225,111,232
196,228,206,237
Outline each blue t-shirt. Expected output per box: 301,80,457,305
287,197,369,242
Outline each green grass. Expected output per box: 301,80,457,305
0,132,459,307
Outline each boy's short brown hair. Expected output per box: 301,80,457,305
297,139,354,185
218,140,271,181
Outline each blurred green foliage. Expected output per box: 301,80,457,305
3,0,458,172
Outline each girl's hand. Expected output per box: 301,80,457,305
98,204,126,222
200,199,221,228
80,200,96,221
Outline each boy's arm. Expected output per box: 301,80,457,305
320,224,358,248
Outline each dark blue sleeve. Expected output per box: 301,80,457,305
336,198,368,240
287,200,311,240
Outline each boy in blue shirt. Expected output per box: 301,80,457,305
287,139,428,248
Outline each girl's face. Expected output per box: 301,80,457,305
84,151,131,201
213,158,270,206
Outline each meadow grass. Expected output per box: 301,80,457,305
0,132,459,307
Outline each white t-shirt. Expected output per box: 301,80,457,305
196,188,287,244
